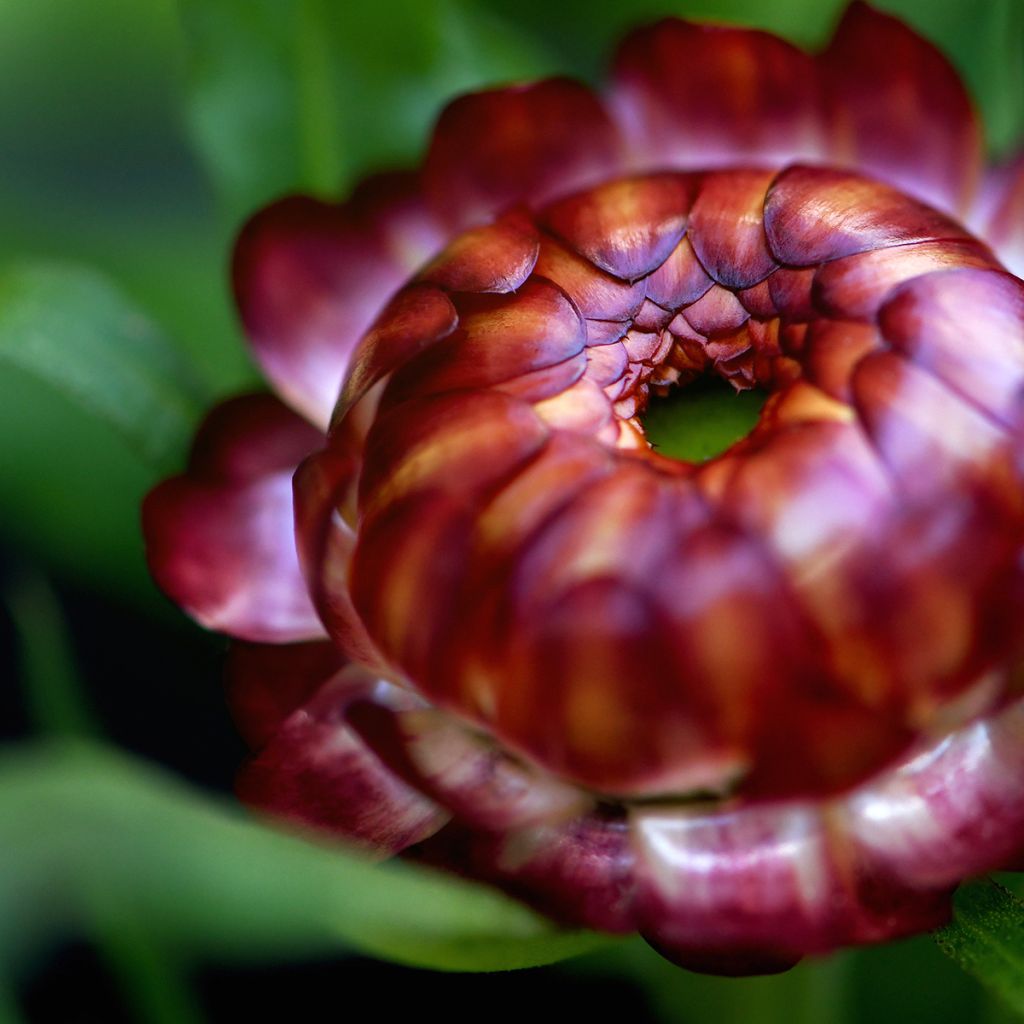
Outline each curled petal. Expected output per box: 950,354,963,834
632,801,949,974
237,667,448,854
422,78,622,230
820,1,982,215
143,395,325,643
610,19,826,171
844,698,1024,887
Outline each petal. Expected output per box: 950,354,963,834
973,152,1024,276
812,240,997,321
541,174,695,281
417,814,637,934
820,2,982,215
687,169,779,288
844,698,1024,887
609,19,827,171
334,284,458,425
422,78,622,230
233,184,442,429
644,234,714,310
143,395,325,644
632,801,949,973
236,667,448,854
417,210,539,294
533,236,645,321
226,640,344,750
879,268,1024,428
292,443,390,671
380,279,587,407
764,166,972,266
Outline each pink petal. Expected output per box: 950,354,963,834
973,152,1024,276
237,667,448,854
820,1,982,215
609,19,826,172
879,268,1024,427
143,394,325,644
421,78,622,230
234,183,443,429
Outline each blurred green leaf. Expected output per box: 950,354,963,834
0,742,611,974
0,261,206,474
934,879,1024,1018
178,0,559,214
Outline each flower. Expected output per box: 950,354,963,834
143,2,1024,975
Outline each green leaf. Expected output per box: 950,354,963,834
178,0,559,215
934,879,1024,1017
0,261,206,474
0,741,611,974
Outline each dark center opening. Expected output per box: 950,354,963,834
642,376,765,462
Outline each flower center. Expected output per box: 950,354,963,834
642,376,766,462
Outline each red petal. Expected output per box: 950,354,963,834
237,668,447,854
533,236,645,321
334,284,458,424
143,395,325,643
417,210,539,294
820,1,982,215
417,814,637,934
234,185,441,429
422,78,621,230
764,166,972,267
226,640,344,750
610,19,826,171
380,279,586,407
688,170,779,288
644,234,714,310
541,174,695,281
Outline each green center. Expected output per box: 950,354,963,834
643,377,765,463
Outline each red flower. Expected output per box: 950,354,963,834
143,3,1024,974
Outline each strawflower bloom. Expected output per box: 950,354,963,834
144,2,1024,974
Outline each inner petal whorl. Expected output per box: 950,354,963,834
331,164,1024,800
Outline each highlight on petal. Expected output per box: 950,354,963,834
820,1,982,215
610,18,827,171
142,394,326,644
973,152,1024,278
422,78,622,230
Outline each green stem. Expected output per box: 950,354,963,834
5,570,97,738
295,0,343,195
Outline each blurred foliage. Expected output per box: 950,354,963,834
0,741,610,974
0,0,1023,1020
